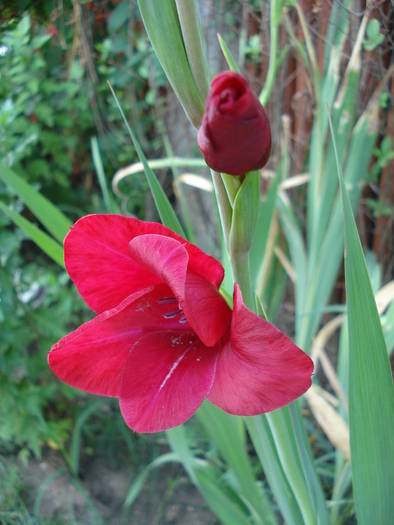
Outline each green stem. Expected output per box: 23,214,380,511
259,0,282,106
222,188,329,524
230,242,328,524
221,172,241,206
210,170,232,242
209,15,329,517
230,248,255,310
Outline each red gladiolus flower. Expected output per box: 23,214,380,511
197,71,271,176
48,215,312,433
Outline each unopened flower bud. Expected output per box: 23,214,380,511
197,71,271,176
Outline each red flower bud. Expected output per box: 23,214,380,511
197,71,271,176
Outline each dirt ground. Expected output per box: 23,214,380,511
18,449,217,524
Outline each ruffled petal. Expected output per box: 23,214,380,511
65,214,224,313
129,235,231,347
119,331,217,433
48,285,192,396
208,285,313,415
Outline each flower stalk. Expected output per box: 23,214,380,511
137,1,328,521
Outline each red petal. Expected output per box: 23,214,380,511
48,285,192,396
129,235,231,347
208,285,313,415
128,234,188,300
119,331,217,433
183,272,231,347
65,214,224,313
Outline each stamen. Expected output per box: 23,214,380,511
163,308,182,319
157,297,177,304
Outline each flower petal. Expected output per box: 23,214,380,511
48,285,192,396
65,214,224,313
128,234,188,301
183,272,232,347
129,235,232,347
208,285,313,415
119,331,217,433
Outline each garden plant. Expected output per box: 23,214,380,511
0,1,393,524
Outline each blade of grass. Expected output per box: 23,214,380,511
262,250,289,322
108,82,185,237
70,399,103,476
68,476,104,525
265,408,318,525
287,402,330,523
124,452,179,507
246,416,304,525
90,137,115,213
167,426,250,525
194,466,252,525
0,163,71,243
166,426,197,484
277,196,307,338
328,106,394,525
382,300,394,354
33,467,66,518
198,403,278,525
217,34,241,73
250,165,281,286
0,202,64,267
298,106,380,352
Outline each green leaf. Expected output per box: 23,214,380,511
16,14,31,36
33,467,66,518
198,403,278,524
70,400,103,476
90,137,115,212
229,171,259,254
246,417,304,525
250,167,281,285
137,0,203,127
363,19,384,51
0,163,71,243
217,34,241,72
328,108,394,525
166,426,198,484
167,425,250,525
108,83,185,237
0,202,64,267
124,452,179,507
175,0,210,98
266,408,320,525
194,466,251,525
108,0,130,32
382,301,394,355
